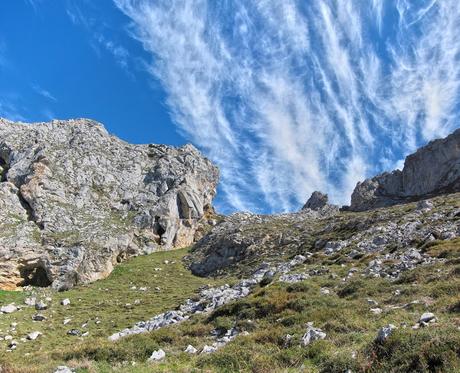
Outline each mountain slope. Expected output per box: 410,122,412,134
0,118,218,291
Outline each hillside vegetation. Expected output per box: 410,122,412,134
0,194,459,372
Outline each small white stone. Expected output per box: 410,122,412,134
24,297,36,306
148,349,166,361
370,308,382,315
27,331,42,340
201,345,217,354
419,312,436,323
63,318,72,325
61,298,71,306
184,344,197,354
1,304,18,314
376,324,397,343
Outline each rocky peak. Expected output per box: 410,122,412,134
0,118,219,290
350,128,460,211
302,191,329,211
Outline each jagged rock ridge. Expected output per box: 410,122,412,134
0,118,218,290
350,128,460,211
188,129,460,278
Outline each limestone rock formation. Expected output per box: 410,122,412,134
350,129,460,211
0,118,218,290
302,191,328,211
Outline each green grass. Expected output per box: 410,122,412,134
13,251,455,373
1,194,459,372
0,248,228,372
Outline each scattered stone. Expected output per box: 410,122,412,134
416,200,434,211
367,299,379,306
54,366,74,373
376,324,397,343
1,304,18,314
61,299,71,306
148,349,165,361
35,301,47,311
283,334,293,348
302,323,326,346
419,312,436,324
184,344,197,354
320,288,330,295
63,318,72,325
279,273,309,283
201,345,217,354
370,308,382,315
32,314,47,322
27,331,42,340
24,297,36,306
260,270,276,286
67,329,81,337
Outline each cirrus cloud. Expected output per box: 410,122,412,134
114,0,460,213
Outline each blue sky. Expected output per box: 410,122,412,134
1,1,459,214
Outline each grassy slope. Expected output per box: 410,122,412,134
0,200,459,372
0,248,228,372
84,240,459,373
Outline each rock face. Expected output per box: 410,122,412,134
302,191,328,211
351,129,460,211
0,118,218,290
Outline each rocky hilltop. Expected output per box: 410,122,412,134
0,118,218,290
350,129,460,211
188,129,460,278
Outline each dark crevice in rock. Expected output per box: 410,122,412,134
0,156,9,182
19,265,52,287
153,216,166,244
16,189,44,229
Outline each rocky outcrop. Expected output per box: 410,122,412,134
302,191,328,211
350,129,460,211
0,118,218,290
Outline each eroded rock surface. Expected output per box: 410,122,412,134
350,129,460,211
0,118,218,290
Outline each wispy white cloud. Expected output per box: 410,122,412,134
66,2,132,73
32,84,57,102
94,33,130,69
0,99,25,122
114,0,460,213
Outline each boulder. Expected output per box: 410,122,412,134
350,129,460,211
148,349,166,361
184,344,198,354
27,331,42,340
419,312,436,323
376,324,397,343
302,191,329,211
1,304,18,314
302,323,326,346
61,298,71,306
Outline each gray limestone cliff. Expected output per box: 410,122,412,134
350,128,460,211
0,118,218,290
